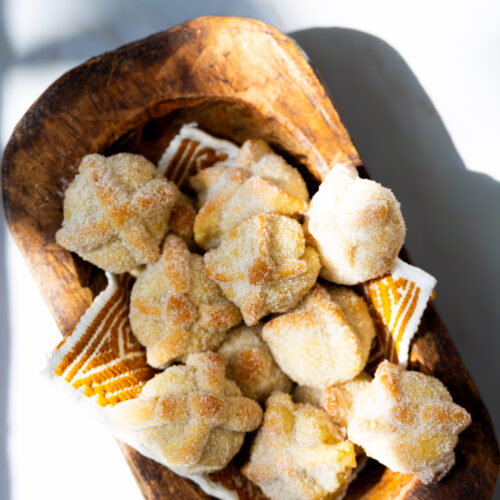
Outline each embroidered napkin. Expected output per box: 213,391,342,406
157,122,239,188
362,258,436,368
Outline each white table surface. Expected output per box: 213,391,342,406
1,1,499,499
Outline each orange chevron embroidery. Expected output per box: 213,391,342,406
164,139,230,187
97,386,146,407
193,147,228,171
65,295,124,382
53,274,157,407
83,310,129,371
377,280,394,327
174,139,199,183
166,138,191,182
122,321,142,355
395,287,420,352
365,273,424,362
72,357,153,393
365,282,395,363
54,288,121,376
392,282,415,332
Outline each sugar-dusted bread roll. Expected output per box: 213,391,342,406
262,284,375,388
347,361,471,484
190,139,309,249
110,352,262,474
242,392,356,500
130,234,242,368
217,324,293,402
304,164,405,285
56,153,179,273
204,213,320,326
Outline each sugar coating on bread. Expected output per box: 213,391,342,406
304,164,405,285
262,284,375,388
204,213,320,326
130,234,242,368
347,361,471,484
56,153,179,273
217,324,293,402
190,140,309,249
110,352,263,474
242,392,356,500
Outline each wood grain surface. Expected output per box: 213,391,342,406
1,16,498,500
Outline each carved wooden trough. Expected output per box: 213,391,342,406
2,16,498,500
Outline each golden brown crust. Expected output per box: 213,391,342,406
262,284,376,388
347,361,471,484
110,352,263,474
190,139,309,249
130,235,242,368
304,164,405,285
204,214,320,326
56,153,179,273
217,324,293,402
242,392,356,500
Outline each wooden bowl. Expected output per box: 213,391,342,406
2,16,498,500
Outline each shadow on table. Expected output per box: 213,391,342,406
291,26,500,456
